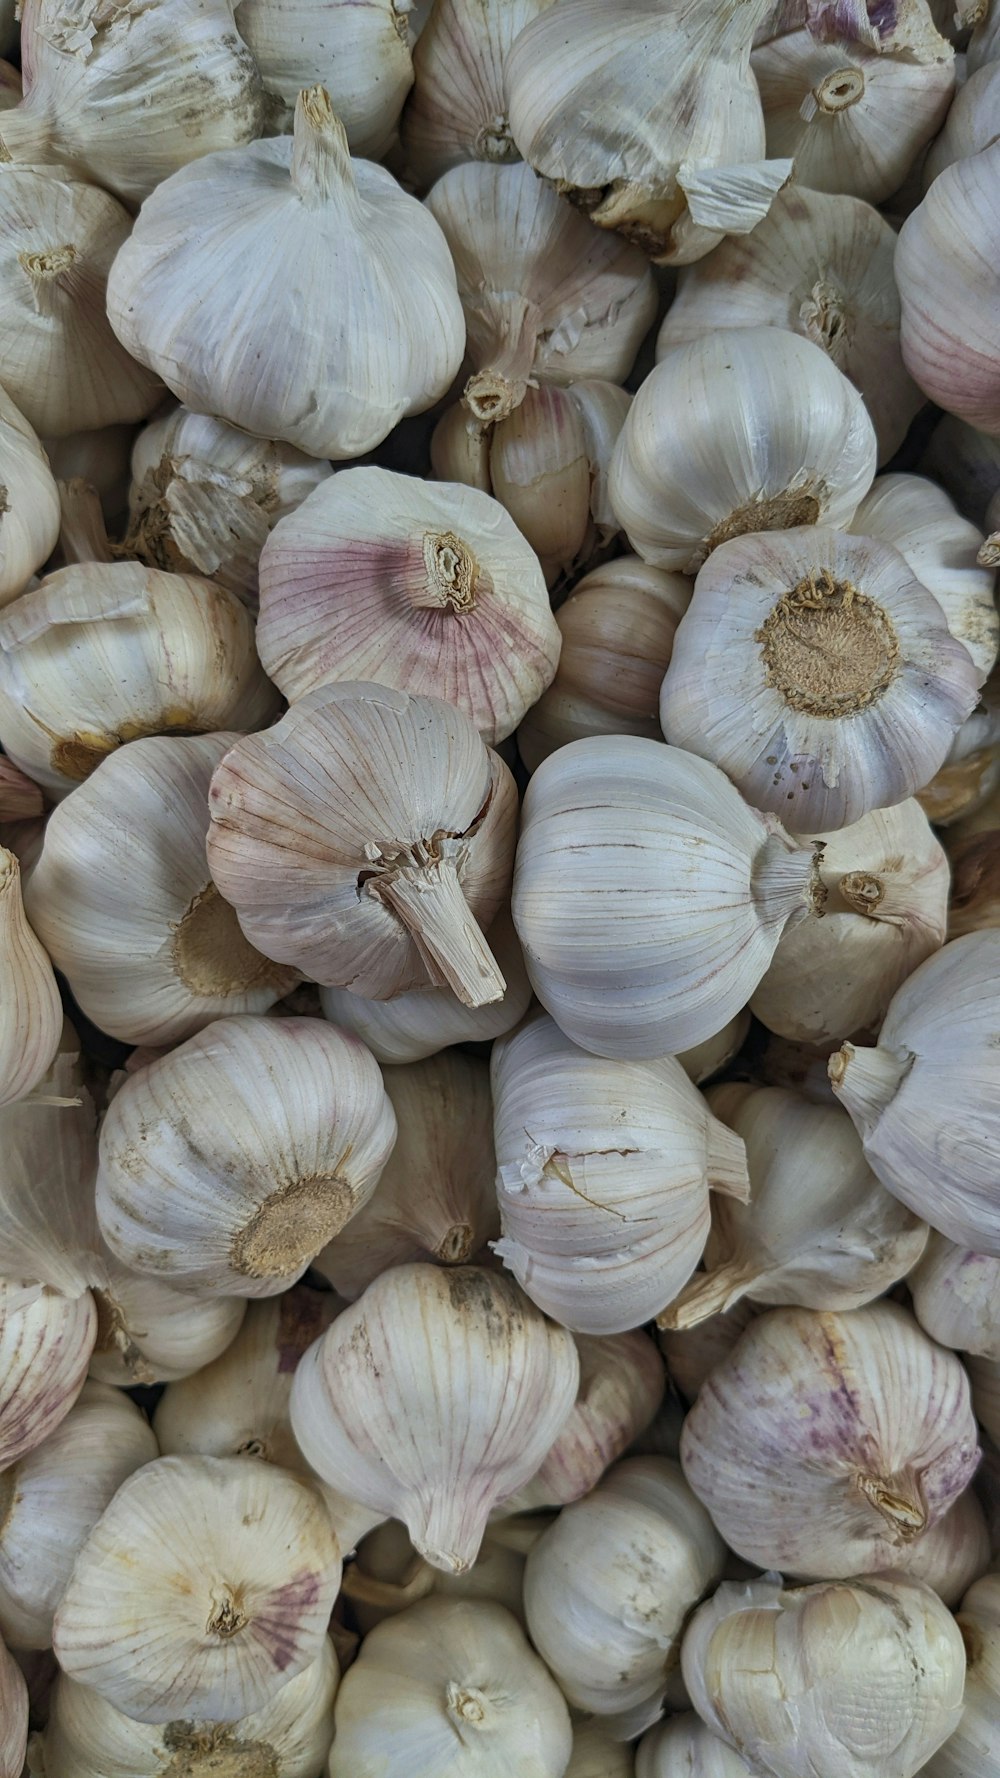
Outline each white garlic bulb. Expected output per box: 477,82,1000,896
0,384,60,610
678,1010,752,1087
679,1300,980,1579
0,1632,26,1778
830,932,1000,1255
910,1234,1000,1361
523,1456,726,1725
637,1715,754,1778
24,734,298,1047
207,682,518,1008
107,88,465,461
0,1280,96,1472
0,847,61,1109
89,1255,247,1389
291,1263,579,1574
681,1573,966,1778
512,735,819,1060
924,56,1000,185
53,1455,342,1725
899,1487,993,1609
0,1052,102,1299
235,0,413,153
491,1013,750,1333
922,1571,1000,1778
659,1302,759,1403
327,1596,572,1778
610,329,877,572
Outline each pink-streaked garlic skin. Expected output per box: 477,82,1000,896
0,1282,97,1474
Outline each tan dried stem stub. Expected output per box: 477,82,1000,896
814,66,867,113
418,530,492,611
756,569,900,716
701,485,824,565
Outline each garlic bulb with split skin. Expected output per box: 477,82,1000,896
89,1255,247,1389
24,734,299,1047
609,329,877,573
235,0,413,153
0,1281,96,1473
0,1633,26,1778
680,1300,980,1579
0,847,62,1108
490,1013,750,1334
637,1715,755,1778
291,1264,579,1574
0,385,60,610
911,1235,1000,1361
922,1572,1000,1778
107,88,465,461
658,1301,759,1403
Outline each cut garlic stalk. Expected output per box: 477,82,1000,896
0,1281,96,1473
910,1234,1000,1362
0,848,62,1108
0,385,61,611
235,0,413,153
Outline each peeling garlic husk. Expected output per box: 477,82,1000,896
0,1281,96,1473
898,1486,993,1609
679,1300,980,1580
0,385,60,611
491,1012,750,1334
610,328,877,573
235,0,413,154
681,1572,966,1778
658,1301,759,1403
342,1514,545,1634
924,57,1000,185
0,848,62,1108
0,1632,27,1778
89,1255,248,1389
291,1263,579,1575
921,1571,1000,1778
636,1713,755,1778
25,734,298,1047
910,1233,1000,1361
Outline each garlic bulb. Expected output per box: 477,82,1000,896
0,847,61,1108
24,734,298,1047
0,1633,26,1778
290,1263,579,1574
0,759,41,822
327,1596,572,1778
90,1256,247,1389
343,1513,545,1634
256,467,559,745
609,329,877,572
0,1053,102,1299
523,1456,726,1725
207,682,517,1008
97,1016,396,1297
568,1723,636,1778
234,0,413,152
924,57,1000,185
679,1300,980,1579
658,1301,759,1402
53,1455,342,1725
922,1572,1000,1778
316,1051,497,1298
512,735,819,1059
637,1715,754,1778
41,1642,339,1778
750,801,949,1043
124,406,333,609
517,557,690,772
107,88,465,461
491,1012,750,1333
0,385,60,610
657,187,922,463
911,1234,1000,1361
678,1011,752,1088
0,1281,96,1473
681,1573,966,1778
0,559,280,800
660,526,982,833
830,931,1000,1254
969,1355,1000,1445
900,1487,993,1609
919,671,1000,827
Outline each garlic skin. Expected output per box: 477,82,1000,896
107,89,465,462
945,781,1000,938
512,735,819,1060
0,1634,26,1778
327,1596,572,1778
207,682,517,1008
610,329,877,573
0,385,61,611
0,847,61,1108
256,467,560,745
523,1456,726,1725
830,932,1000,1255
235,0,413,153
0,758,41,822
291,1263,580,1575
0,1053,102,1300
637,1715,755,1778
924,57,1000,185
53,1455,342,1726
0,0,264,208
899,1487,993,1609
659,1302,759,1402
911,1234,1000,1361
922,1572,1000,1778
969,1355,1000,1447
491,1013,750,1334
681,1573,966,1778
89,1257,247,1389
25,734,298,1047
919,671,1000,828
678,1011,752,1088
97,1017,396,1298
316,1051,498,1299
750,801,949,1044
0,1281,96,1473
657,187,922,463
969,0,1000,70
680,1301,980,1580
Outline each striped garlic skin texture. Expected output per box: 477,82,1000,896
235,0,413,153
0,1052,101,1300
0,758,42,821
0,1631,27,1778
679,1301,980,1580
0,848,61,1108
922,1572,1000,1778
0,384,60,610
52,1455,342,1726
637,1713,754,1777
0,1281,96,1473
924,56,1000,186
910,1234,1000,1362
88,1254,248,1389
895,1488,993,1610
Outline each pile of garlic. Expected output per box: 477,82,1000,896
1,2,999,1776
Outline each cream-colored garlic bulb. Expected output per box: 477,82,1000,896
0,0,263,207
830,932,1000,1254
513,735,818,1059
316,1051,497,1298
637,1714,754,1778
657,187,922,463
610,329,877,572
911,1234,1000,1361
256,467,559,745
235,0,412,152
661,1084,928,1327
97,1017,396,1297
41,1642,339,1778
24,734,298,1046
518,557,690,771
342,1513,545,1634
924,57,1000,185
89,1255,247,1389
291,1263,579,1574
679,1300,980,1579
0,1051,102,1298
523,1456,726,1726
0,847,61,1108
0,384,60,610
0,1281,96,1472
0,1631,26,1778
124,406,334,610
491,1013,750,1332
107,88,464,461
922,1571,1000,1778
660,526,982,833
899,1487,993,1609
53,1455,341,1725
0,759,41,822
207,682,517,1008
750,801,949,1043
659,1301,759,1402
681,1573,966,1778
42,424,133,527
327,1596,572,1778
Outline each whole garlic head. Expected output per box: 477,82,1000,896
910,1234,1000,1362
0,384,60,610
637,1714,755,1778
921,1571,1000,1778
235,0,413,154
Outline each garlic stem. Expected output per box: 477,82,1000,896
813,65,866,113
463,297,542,424
410,1484,490,1576
414,530,492,612
291,85,360,207
18,243,77,319
752,831,823,930
657,1259,756,1330
56,478,114,566
829,1039,913,1126
856,1469,927,1539
365,850,506,1006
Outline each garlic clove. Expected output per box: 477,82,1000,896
636,1713,756,1777
235,0,413,155
0,847,62,1109
0,1631,27,1778
0,759,42,822
0,1281,96,1473
910,1234,1000,1362
89,1255,248,1389
0,383,61,611
0,1051,103,1298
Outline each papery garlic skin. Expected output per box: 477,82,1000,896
0,385,60,610
235,0,413,154
610,329,877,573
0,1053,102,1299
291,1263,579,1575
637,1714,754,1778
679,1301,980,1580
0,1281,96,1473
911,1234,1000,1361
922,1572,1000,1778
658,1301,759,1403
899,1487,993,1609
0,847,61,1108
53,1455,342,1726
107,89,465,461
924,57,1000,185
89,1256,247,1389
0,1632,27,1778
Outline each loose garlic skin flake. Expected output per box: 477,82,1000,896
0,847,62,1108
0,385,60,610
